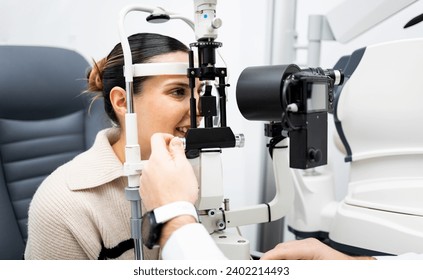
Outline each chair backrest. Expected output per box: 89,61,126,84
0,45,110,259
333,38,423,215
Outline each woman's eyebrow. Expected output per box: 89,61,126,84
176,82,190,87
163,80,205,89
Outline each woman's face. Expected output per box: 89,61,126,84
135,51,202,159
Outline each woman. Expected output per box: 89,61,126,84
24,33,202,260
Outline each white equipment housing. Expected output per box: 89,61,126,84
287,38,423,256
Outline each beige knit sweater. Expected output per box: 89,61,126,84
24,129,159,259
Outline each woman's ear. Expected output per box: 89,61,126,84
109,86,127,119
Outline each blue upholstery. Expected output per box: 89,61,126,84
0,46,110,259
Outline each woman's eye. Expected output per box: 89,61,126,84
171,88,187,97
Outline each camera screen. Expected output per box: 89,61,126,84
307,83,327,112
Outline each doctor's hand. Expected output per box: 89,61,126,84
260,238,376,260
140,133,198,211
140,133,199,248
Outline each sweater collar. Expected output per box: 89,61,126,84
66,128,125,191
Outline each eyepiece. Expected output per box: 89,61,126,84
236,64,301,121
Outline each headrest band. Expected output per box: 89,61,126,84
131,62,189,77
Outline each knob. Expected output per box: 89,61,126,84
308,148,322,163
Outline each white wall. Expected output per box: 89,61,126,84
2,0,423,252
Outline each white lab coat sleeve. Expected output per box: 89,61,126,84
161,223,227,260
375,253,423,260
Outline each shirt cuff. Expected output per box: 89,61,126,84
161,223,227,260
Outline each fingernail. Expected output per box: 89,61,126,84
171,137,183,147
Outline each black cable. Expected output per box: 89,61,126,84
404,13,423,28
264,203,271,223
281,76,301,131
267,135,287,159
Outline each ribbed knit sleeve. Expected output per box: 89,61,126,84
25,165,95,259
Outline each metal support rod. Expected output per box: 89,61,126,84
126,187,144,260
217,75,227,127
124,81,144,260
188,50,197,128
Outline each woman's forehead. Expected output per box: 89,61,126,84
146,74,204,88
149,51,188,63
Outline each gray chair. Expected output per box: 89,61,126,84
0,45,110,259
